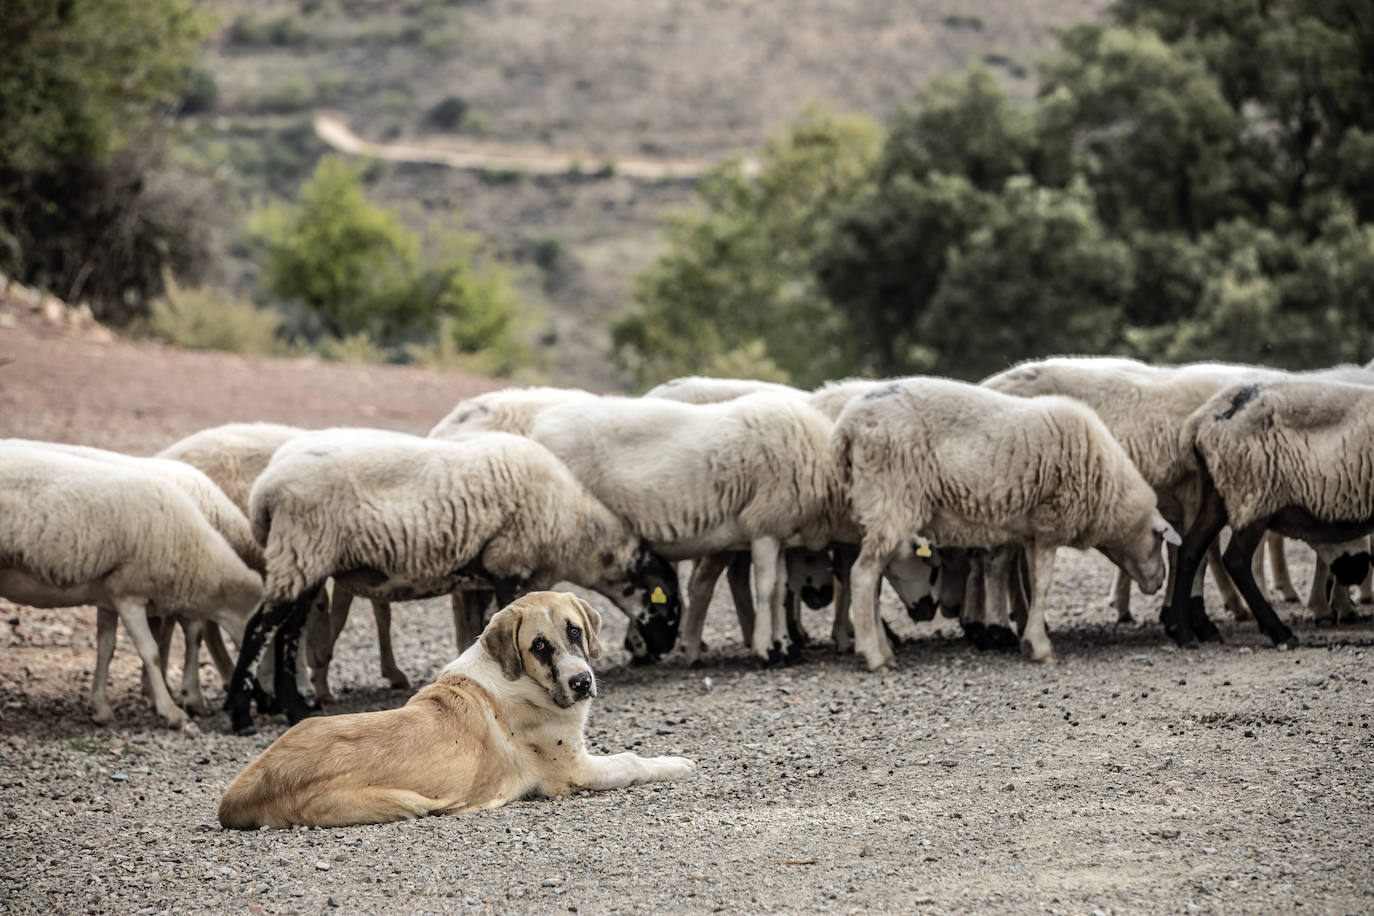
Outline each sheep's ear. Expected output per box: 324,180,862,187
1152,513,1182,547
572,596,603,661
481,606,523,681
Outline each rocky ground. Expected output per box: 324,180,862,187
2,303,1372,914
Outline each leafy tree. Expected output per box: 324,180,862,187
919,178,1133,379
0,0,213,319
253,156,527,371
613,107,881,388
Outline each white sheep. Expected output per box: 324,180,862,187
3,439,262,722
226,429,681,732
524,393,845,665
647,374,958,654
157,422,406,702
1167,380,1374,647
0,444,264,727
643,376,807,404
832,378,1179,670
428,386,597,439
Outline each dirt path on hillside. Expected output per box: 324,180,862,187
315,113,755,180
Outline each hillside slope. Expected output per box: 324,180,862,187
193,0,1110,388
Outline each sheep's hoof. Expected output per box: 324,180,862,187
283,703,320,727
1313,614,1337,628
627,653,659,668
1114,611,1135,626
962,620,986,646
232,721,258,737
991,625,1021,651
162,710,190,731
764,643,787,668
686,657,706,670
182,698,211,717
866,660,891,674
1279,589,1301,603
1339,611,1372,625
1022,642,1056,665
91,708,115,727
784,643,804,666
385,674,412,691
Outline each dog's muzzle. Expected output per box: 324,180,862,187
568,671,593,700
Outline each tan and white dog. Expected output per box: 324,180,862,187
218,592,696,828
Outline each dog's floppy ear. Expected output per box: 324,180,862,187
572,595,603,661
481,605,523,681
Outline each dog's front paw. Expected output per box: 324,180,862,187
656,755,697,780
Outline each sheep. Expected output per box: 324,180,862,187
225,429,681,732
648,375,963,655
984,358,1374,634
160,422,426,703
643,376,807,404
3,439,262,722
428,386,598,439
1167,380,1374,648
832,378,1179,670
523,393,845,665
0,444,264,727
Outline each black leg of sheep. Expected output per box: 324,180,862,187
1165,481,1229,648
1221,522,1298,649
225,584,325,734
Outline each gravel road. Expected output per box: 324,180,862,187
3,546,1373,915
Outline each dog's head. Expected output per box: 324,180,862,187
480,591,603,708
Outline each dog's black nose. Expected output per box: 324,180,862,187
568,672,592,697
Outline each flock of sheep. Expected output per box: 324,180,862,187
3,354,1373,734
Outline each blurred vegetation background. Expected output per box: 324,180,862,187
2,0,1371,386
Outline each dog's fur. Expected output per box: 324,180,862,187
218,592,695,828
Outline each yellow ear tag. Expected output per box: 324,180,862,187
650,586,667,604
915,543,933,558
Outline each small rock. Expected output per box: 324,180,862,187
327,895,340,908
1001,783,1014,792
1158,828,1181,839
315,861,331,871
859,845,875,858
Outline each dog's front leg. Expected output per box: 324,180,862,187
569,752,696,792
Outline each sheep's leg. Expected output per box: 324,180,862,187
750,538,790,666
1221,522,1297,649
227,589,316,734
1165,480,1228,648
1020,544,1057,663
960,552,987,644
275,586,325,725
203,622,234,684
1266,533,1299,601
307,586,346,703
849,538,895,672
1308,555,1334,620
1360,539,1374,604
177,617,211,716
1209,540,1249,621
936,548,968,620
1109,567,1133,623
451,590,490,653
830,544,858,653
90,607,119,726
977,548,1016,653
371,600,410,689
784,590,808,652
114,597,187,729
682,553,729,666
140,616,175,701
725,552,755,646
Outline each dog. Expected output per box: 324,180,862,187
218,591,696,828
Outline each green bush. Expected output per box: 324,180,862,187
251,156,528,374
142,276,292,355
227,13,308,48
426,96,469,131
317,330,387,363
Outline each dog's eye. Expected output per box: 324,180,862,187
530,637,548,653
567,624,582,641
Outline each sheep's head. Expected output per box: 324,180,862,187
597,543,680,659
785,547,833,609
1102,510,1179,596
883,544,941,622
